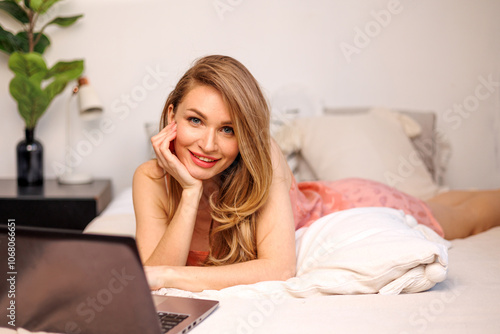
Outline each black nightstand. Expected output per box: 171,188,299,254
0,179,112,231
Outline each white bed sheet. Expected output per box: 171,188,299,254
188,226,500,334
4,188,500,334
5,227,499,334
83,188,500,333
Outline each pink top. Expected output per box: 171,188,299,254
187,176,443,266
187,250,209,266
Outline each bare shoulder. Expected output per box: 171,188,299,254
133,159,168,210
134,159,165,180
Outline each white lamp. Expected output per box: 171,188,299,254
58,77,103,185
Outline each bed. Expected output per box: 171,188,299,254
7,107,500,333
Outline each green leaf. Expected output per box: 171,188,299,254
10,30,29,53
29,0,61,14
16,31,50,53
8,53,83,128
9,76,36,126
9,74,49,128
31,91,50,127
8,54,83,128
32,32,50,53
8,52,48,85
26,0,40,10
0,25,24,54
0,0,29,23
43,76,67,102
43,59,83,110
45,14,83,27
45,59,83,81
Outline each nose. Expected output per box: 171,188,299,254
200,128,217,153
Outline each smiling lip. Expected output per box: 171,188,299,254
189,151,220,168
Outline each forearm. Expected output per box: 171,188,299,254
143,187,202,266
147,256,296,292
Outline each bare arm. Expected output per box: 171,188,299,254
133,161,202,266
145,258,293,292
144,140,297,291
134,121,203,266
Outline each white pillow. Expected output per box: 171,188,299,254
295,108,440,199
286,207,450,296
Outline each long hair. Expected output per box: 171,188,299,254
159,55,273,265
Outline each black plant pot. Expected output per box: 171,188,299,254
17,128,44,187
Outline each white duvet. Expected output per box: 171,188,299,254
150,207,450,300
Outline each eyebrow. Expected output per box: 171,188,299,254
187,108,233,126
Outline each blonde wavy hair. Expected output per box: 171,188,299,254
159,55,273,266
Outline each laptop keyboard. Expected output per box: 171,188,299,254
158,312,189,333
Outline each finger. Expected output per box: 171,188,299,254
158,127,177,159
152,123,177,160
151,122,176,147
152,123,176,148
156,134,182,173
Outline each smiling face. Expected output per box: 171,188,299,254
168,84,240,181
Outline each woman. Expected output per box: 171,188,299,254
133,55,500,292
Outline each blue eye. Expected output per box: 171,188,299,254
188,117,201,125
222,126,234,135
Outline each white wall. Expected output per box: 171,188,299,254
1,0,499,195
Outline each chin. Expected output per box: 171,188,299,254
187,168,219,181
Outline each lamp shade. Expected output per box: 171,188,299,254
77,77,103,120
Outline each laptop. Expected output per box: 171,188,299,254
0,224,218,334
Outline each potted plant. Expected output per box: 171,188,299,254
0,0,84,186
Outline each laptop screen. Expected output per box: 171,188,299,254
0,225,163,334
